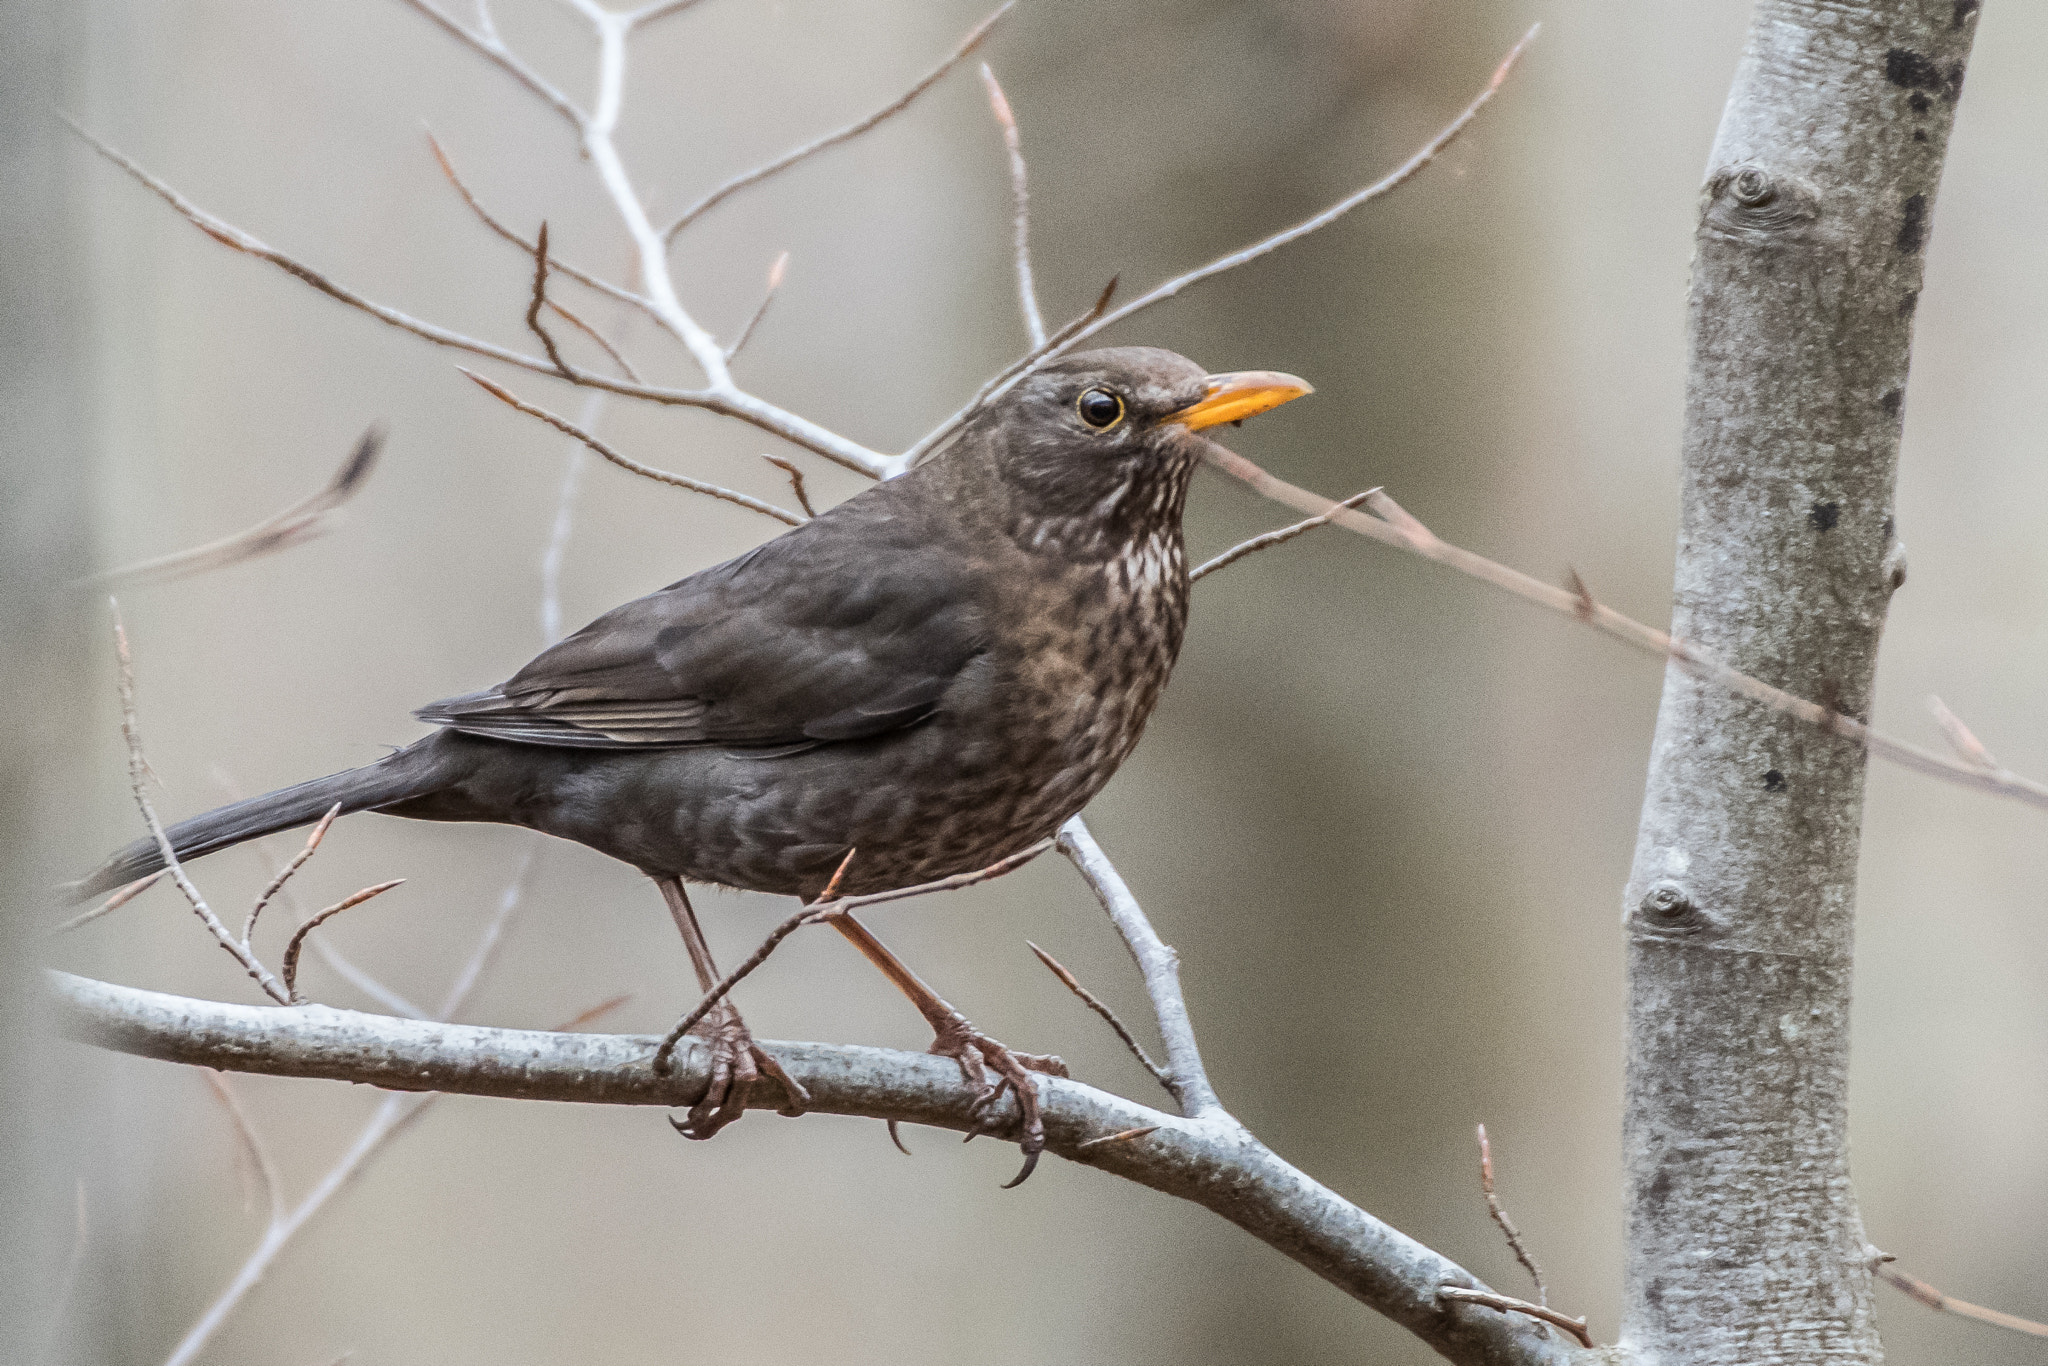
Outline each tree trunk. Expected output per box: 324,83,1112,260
1622,2,1981,1363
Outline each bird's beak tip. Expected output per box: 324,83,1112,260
1166,370,1314,431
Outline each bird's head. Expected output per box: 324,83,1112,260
964,346,1312,556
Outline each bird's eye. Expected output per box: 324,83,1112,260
1076,387,1125,429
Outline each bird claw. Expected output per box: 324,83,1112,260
667,1008,809,1140
926,1013,1066,1187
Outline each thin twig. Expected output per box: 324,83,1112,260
110,607,291,1005
52,871,165,935
525,223,573,377
281,882,406,1004
460,368,803,526
200,1070,283,1226
898,28,1537,469
1056,816,1223,1120
625,0,709,30
1200,443,2048,814
902,277,1119,466
978,63,1044,346
244,805,341,950
1875,1260,2048,1338
424,130,650,311
1075,1125,1161,1151
762,455,816,517
394,0,584,128
1438,1286,1593,1349
1189,488,1379,583
660,3,1013,242
553,992,635,1032
653,840,1052,1071
1026,941,1172,1092
1476,1124,1546,1305
1928,695,1998,769
547,301,641,383
725,251,789,360
84,429,382,589
69,121,893,477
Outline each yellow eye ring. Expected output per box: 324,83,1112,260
1076,387,1125,430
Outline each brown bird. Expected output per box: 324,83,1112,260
74,346,1310,1173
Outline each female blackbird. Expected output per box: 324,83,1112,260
75,346,1310,1160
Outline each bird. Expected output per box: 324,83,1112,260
73,345,1311,1172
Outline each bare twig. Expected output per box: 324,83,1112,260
653,840,1053,1070
460,368,803,525
978,63,1043,346
762,454,816,518
1026,941,1171,1092
660,4,1013,242
52,870,164,935
394,0,584,128
1476,1124,1546,1305
280,881,406,1004
436,839,541,1021
1928,696,1998,769
424,130,650,311
625,0,709,30
244,805,341,950
553,992,635,1032
547,301,641,383
1438,1286,1593,1349
525,223,574,377
1201,444,2048,814
897,28,1537,469
1874,1260,2048,1339
902,277,1119,466
69,121,893,476
1189,488,1379,583
726,251,789,360
110,607,291,1005
200,1070,282,1226
1075,1125,1160,1151
1056,816,1223,1120
85,429,382,589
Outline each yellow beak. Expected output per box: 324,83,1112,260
1164,370,1314,431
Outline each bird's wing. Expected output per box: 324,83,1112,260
414,514,990,751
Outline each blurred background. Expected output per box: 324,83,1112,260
6,0,2044,1361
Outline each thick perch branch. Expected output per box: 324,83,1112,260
49,970,1585,1366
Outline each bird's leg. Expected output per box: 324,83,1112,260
655,878,809,1138
821,910,1067,1186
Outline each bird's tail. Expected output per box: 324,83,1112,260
68,737,457,903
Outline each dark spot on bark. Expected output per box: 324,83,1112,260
1763,769,1786,792
1908,91,1932,114
1953,0,1980,27
1947,61,1967,102
1883,516,1896,537
1914,129,1928,142
1897,194,1927,253
1808,501,1840,531
1880,388,1903,417
1817,676,1847,717
1899,290,1920,317
1645,1168,1673,1208
1886,49,1943,91
1645,1278,1665,1309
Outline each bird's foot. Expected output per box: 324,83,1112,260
927,1012,1068,1187
668,1005,809,1141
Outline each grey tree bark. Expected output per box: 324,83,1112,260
1621,3,1981,1364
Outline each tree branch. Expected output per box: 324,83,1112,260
50,970,1587,1366
659,4,1012,243
1055,816,1223,1121
895,26,1537,470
